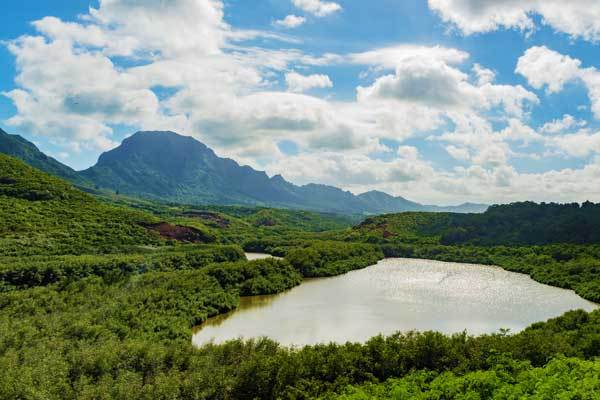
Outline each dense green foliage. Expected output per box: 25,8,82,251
355,202,600,246
286,241,383,277
0,245,245,291
104,194,358,234
327,357,600,399
0,153,599,399
2,291,598,400
0,155,164,256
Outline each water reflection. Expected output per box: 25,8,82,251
193,258,598,347
245,253,281,261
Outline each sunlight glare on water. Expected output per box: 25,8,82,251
193,258,598,347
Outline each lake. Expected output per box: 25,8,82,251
245,252,281,260
193,257,598,347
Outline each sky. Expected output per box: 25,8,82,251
1,0,600,205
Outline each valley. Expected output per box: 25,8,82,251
0,149,599,398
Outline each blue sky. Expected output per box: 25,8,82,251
1,0,600,204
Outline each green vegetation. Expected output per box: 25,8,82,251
0,155,162,256
355,202,600,246
327,357,599,399
286,241,383,277
350,207,600,303
0,245,245,291
0,153,599,399
0,128,88,185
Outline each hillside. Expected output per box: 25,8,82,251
0,128,89,186
0,154,170,256
353,201,600,246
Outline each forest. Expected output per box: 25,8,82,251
0,153,599,399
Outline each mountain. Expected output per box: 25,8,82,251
0,128,89,185
1,129,488,214
357,190,425,213
355,201,600,246
80,131,308,207
426,202,489,213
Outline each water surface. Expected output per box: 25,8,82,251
245,252,280,260
193,258,597,346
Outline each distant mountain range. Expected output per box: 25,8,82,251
0,128,488,214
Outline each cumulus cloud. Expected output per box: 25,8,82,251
516,46,582,94
285,72,333,92
3,0,600,204
472,63,495,86
291,0,342,17
547,131,600,158
357,56,537,117
541,114,587,134
274,15,306,28
445,145,470,161
516,46,600,118
428,0,600,42
347,44,468,69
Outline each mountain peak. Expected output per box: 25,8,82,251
96,130,215,167
2,128,488,214
123,130,209,149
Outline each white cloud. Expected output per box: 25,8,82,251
548,131,600,158
541,114,586,134
516,46,600,119
499,118,542,143
285,72,333,93
347,44,469,69
516,46,582,94
472,144,508,168
88,0,226,57
357,56,537,117
445,145,470,161
274,15,306,28
292,0,342,17
4,0,600,204
397,145,419,161
472,63,495,86
428,0,600,42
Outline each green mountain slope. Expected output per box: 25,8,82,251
0,129,487,214
353,201,600,246
0,128,89,186
80,131,487,214
0,154,164,256
80,131,308,207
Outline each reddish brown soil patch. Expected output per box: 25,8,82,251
182,211,230,228
142,222,211,242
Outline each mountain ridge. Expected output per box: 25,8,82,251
0,128,89,186
0,129,488,214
